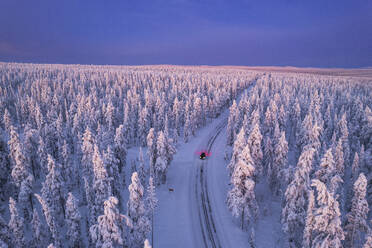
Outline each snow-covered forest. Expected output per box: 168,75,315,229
225,73,372,247
0,62,371,248
0,62,260,247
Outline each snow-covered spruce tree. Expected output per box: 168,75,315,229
146,177,157,246
302,189,315,248
337,112,350,166
61,139,74,190
138,106,150,147
18,174,34,221
81,127,95,179
246,123,263,178
92,144,112,219
41,154,66,218
315,148,336,186
123,102,133,145
273,121,281,145
3,108,12,133
103,145,121,202
193,96,203,129
228,127,246,175
351,152,360,181
155,130,176,184
278,104,287,130
241,113,249,136
114,124,127,175
31,208,49,248
305,121,322,159
65,192,82,248
8,125,29,188
264,135,277,185
263,100,278,137
296,113,313,152
127,172,150,247
37,137,49,176
183,111,191,143
84,176,96,229
248,108,260,135
137,147,146,187
23,127,40,179
291,97,301,136
270,131,288,195
146,128,157,177
90,196,131,248
226,112,235,147
8,197,25,247
333,139,345,177
310,179,344,247
226,100,239,146
105,100,116,132
282,148,315,246
345,173,369,247
172,97,181,136
35,193,61,247
227,145,257,229
162,130,176,169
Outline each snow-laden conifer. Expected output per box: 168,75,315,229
8,197,25,247
90,196,131,248
270,131,288,195
114,124,127,175
127,172,150,247
228,127,246,175
302,189,315,248
146,177,157,246
345,173,369,247
8,125,29,188
246,123,263,178
227,145,257,229
92,144,112,218
137,147,146,187
31,208,49,248
282,148,315,246
35,193,61,247
146,128,157,177
315,148,336,186
310,179,344,247
41,154,66,218
65,192,82,247
18,174,34,220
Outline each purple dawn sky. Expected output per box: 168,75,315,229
0,0,371,67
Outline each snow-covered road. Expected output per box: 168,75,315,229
154,84,257,248
153,111,231,248
194,119,226,248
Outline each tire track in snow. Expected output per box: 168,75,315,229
196,120,226,248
